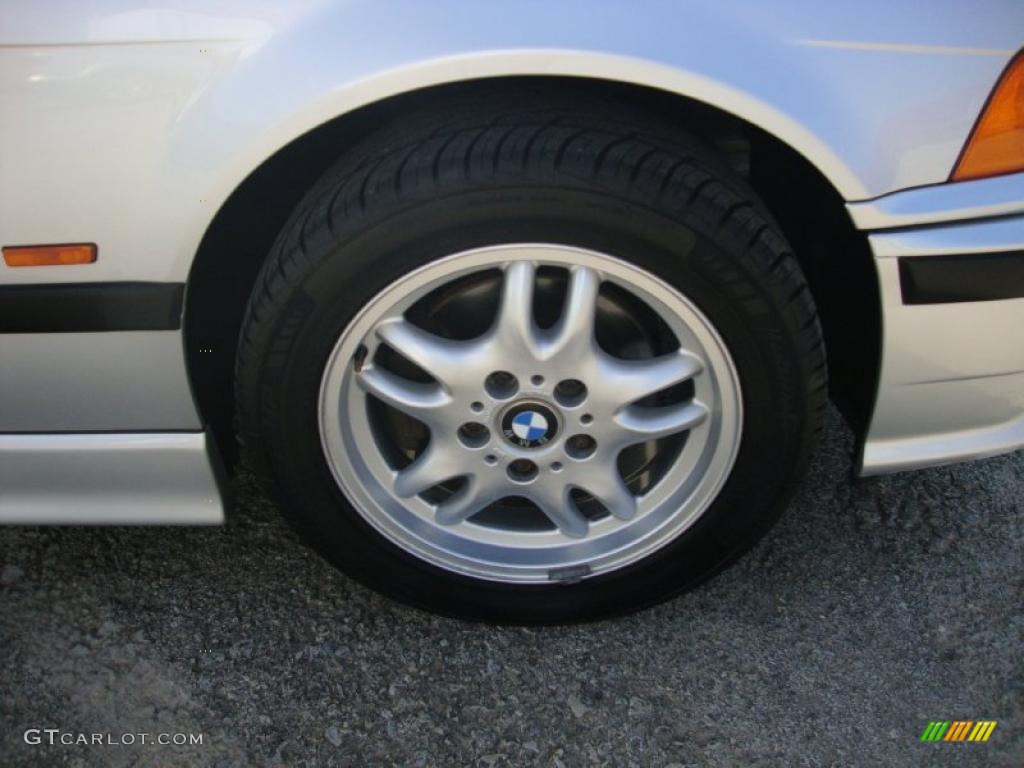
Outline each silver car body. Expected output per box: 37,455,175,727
1,1,1022,522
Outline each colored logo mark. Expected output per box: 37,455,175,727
512,411,549,441
920,720,997,742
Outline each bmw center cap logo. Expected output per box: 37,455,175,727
502,402,559,448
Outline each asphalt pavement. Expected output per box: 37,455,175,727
1,407,1021,767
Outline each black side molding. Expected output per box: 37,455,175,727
899,251,1024,305
0,282,184,333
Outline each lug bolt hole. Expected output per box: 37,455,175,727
554,379,588,407
507,459,539,483
484,371,519,400
580,413,594,425
550,461,563,472
470,401,485,413
565,434,597,460
484,454,498,466
530,374,545,387
457,422,490,449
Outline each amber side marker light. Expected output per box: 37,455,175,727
952,50,1024,181
2,243,97,267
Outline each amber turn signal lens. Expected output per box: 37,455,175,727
2,243,97,267
952,50,1024,181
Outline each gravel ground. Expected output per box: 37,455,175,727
1,408,1021,767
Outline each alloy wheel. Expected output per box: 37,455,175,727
318,244,742,583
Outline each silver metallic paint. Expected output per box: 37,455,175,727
847,173,1024,230
0,432,224,523
2,1,1019,285
860,216,1024,475
0,331,200,431
869,215,1024,259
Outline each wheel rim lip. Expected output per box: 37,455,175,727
318,243,743,584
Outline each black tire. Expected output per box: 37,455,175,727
235,88,827,624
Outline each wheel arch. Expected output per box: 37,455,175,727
184,74,880,465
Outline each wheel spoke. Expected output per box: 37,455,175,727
375,319,475,388
434,476,507,526
491,261,540,356
543,265,600,358
599,350,703,405
528,482,588,538
393,444,462,498
356,366,451,421
614,401,709,443
576,472,637,521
